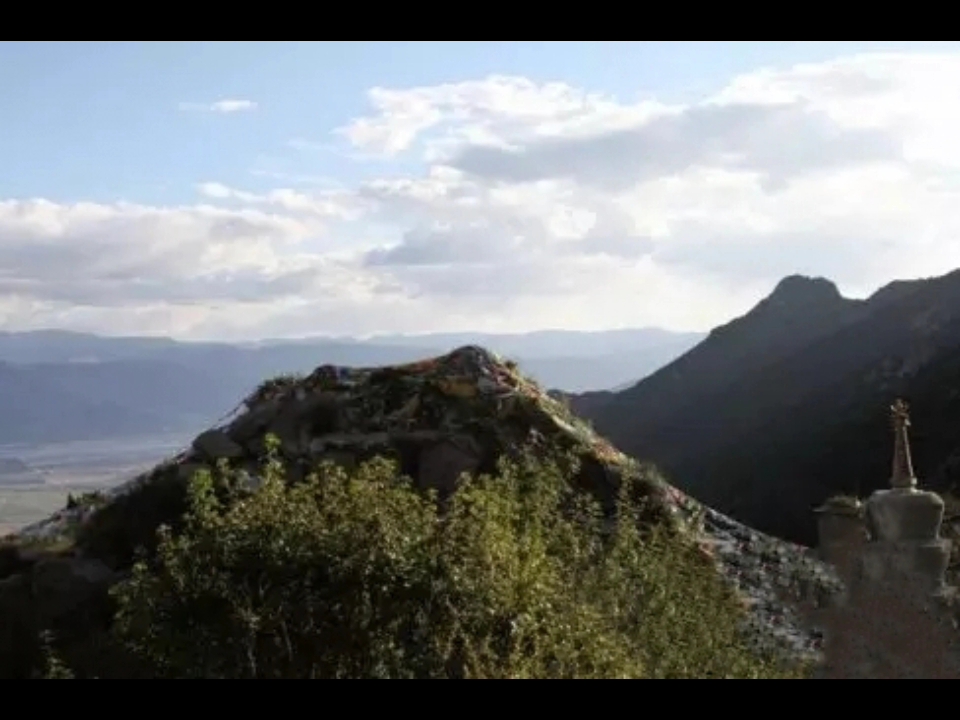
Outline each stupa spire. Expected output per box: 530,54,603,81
890,398,917,490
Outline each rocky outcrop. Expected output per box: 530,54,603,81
192,429,244,461
164,346,661,511
1,345,843,676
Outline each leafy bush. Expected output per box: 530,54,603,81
110,439,797,679
66,491,107,511
75,466,193,568
35,631,74,680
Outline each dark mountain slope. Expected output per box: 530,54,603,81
572,269,960,546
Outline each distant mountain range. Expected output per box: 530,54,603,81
570,269,960,546
0,327,702,445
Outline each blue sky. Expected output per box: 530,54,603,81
4,41,957,204
4,41,960,340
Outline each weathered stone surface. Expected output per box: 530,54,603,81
866,488,945,542
816,507,868,584
418,440,481,496
860,540,952,594
301,393,342,436
192,429,244,461
810,578,960,679
308,432,391,455
817,510,867,547
226,399,282,444
266,394,341,455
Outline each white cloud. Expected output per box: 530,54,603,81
196,182,366,221
333,57,960,310
178,99,258,114
11,54,960,340
338,76,666,159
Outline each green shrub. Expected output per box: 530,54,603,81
110,443,796,679
66,491,107,512
35,630,74,680
75,468,192,568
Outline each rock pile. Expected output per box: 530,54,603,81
198,344,633,498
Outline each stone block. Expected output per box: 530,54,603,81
817,508,868,549
418,440,481,497
866,488,945,543
860,539,951,593
192,429,244,461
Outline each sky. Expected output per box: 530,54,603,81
4,41,960,341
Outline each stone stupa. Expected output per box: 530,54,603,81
810,399,960,678
861,399,952,595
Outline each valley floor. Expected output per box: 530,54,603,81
0,433,191,536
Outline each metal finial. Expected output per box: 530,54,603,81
890,398,917,489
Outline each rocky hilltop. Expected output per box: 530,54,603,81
0,346,840,677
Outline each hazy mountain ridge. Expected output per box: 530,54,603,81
571,269,960,546
0,328,702,444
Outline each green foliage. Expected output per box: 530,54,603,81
66,490,107,512
248,373,306,405
76,467,193,568
110,443,794,679
35,630,74,679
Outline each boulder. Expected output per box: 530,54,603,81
866,488,945,542
192,430,244,461
418,440,481,497
226,399,282,444
308,432,391,456
267,394,342,456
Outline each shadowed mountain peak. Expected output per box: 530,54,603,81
766,275,843,307
571,267,960,547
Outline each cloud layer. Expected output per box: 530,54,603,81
8,54,960,339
